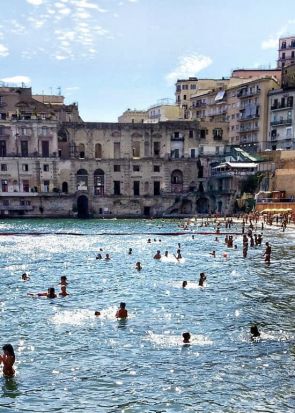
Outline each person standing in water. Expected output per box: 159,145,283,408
116,302,128,319
0,344,15,377
182,332,191,344
264,242,271,264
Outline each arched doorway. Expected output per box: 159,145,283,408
94,169,104,196
181,199,192,214
171,169,183,193
196,197,209,214
62,181,68,193
77,195,89,218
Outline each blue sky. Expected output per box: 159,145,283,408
1,0,295,121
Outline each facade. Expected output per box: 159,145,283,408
277,36,295,69
146,101,181,123
118,109,148,123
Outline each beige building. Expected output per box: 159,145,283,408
146,100,181,123
118,109,148,123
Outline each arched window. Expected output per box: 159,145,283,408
76,169,88,190
94,169,104,196
171,170,183,193
78,143,85,159
95,143,102,159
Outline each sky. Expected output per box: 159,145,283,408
1,0,295,122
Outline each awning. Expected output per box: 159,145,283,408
215,90,225,102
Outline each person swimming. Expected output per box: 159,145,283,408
94,311,101,316
21,272,30,281
209,250,216,258
105,253,111,261
135,261,142,271
28,287,57,298
0,344,15,377
182,281,188,288
175,249,182,260
59,276,68,286
198,272,207,287
96,253,102,260
153,250,161,260
59,285,69,297
128,248,132,255
115,302,128,319
164,251,169,257
182,332,191,344
250,325,260,339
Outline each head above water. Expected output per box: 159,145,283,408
182,332,191,343
3,344,15,356
120,302,126,309
48,287,56,297
182,281,188,288
250,325,260,337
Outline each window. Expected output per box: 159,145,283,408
78,143,85,159
0,140,6,156
286,127,293,138
21,140,28,157
42,141,49,157
182,84,188,90
153,165,160,172
114,142,120,159
133,165,140,172
153,141,160,156
95,143,102,159
133,181,140,196
41,126,48,136
22,180,30,192
215,146,220,155
154,181,160,195
1,179,8,192
43,164,49,172
199,146,204,155
3,199,9,206
183,95,187,100
191,149,196,158
114,180,121,195
189,130,194,138
190,84,196,90
43,180,50,192
22,164,29,172
1,164,7,171
114,164,121,172
132,141,140,157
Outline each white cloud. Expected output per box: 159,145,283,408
261,19,295,50
26,0,44,5
72,0,107,12
0,43,9,57
166,53,212,85
0,75,31,84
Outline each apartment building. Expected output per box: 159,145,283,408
277,36,295,69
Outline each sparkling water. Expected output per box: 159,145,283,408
0,219,294,412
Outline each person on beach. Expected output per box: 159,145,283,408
116,302,128,319
153,250,161,260
135,261,142,271
0,344,15,377
198,272,207,287
264,242,271,264
59,285,69,297
182,332,191,344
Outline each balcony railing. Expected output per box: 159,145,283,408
270,119,292,126
237,89,261,98
238,114,260,121
271,103,293,111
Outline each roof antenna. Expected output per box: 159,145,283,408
57,86,61,96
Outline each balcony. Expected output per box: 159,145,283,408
270,119,292,126
238,113,260,121
237,89,261,98
213,135,223,141
271,103,293,111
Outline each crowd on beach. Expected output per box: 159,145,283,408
1,210,290,377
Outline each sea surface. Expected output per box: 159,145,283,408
0,218,294,413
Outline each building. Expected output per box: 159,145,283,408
277,36,295,69
118,109,148,123
146,99,181,123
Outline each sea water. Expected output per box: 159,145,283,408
0,219,294,412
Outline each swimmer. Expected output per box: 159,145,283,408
182,332,191,344
0,344,15,377
264,242,271,264
153,250,161,260
28,287,57,298
59,285,69,297
105,253,111,261
128,248,132,255
59,276,68,286
147,239,151,244
182,280,188,288
96,253,102,260
215,237,219,242
94,311,101,316
115,302,128,319
175,249,182,260
21,272,30,281
223,252,228,258
250,325,260,339
135,261,142,271
198,272,207,287
164,251,169,257
209,250,216,258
